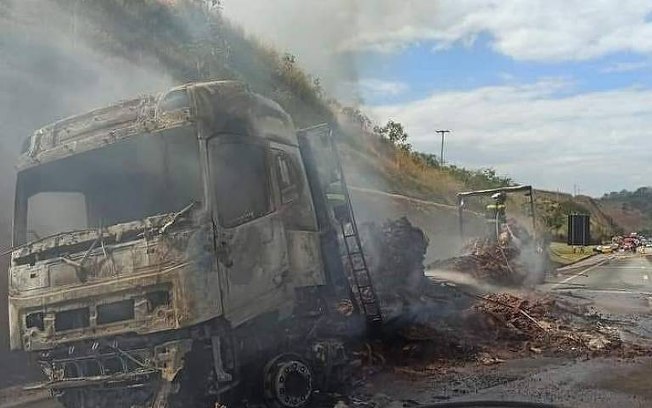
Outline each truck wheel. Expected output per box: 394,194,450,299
263,353,314,408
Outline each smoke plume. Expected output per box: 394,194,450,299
221,0,362,102
0,0,172,364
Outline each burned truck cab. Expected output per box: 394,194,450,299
8,82,328,400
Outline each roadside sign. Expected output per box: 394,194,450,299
568,214,590,246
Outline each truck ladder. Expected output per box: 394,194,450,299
323,132,383,327
337,212,383,326
297,124,383,327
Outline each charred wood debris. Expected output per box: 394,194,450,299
327,217,650,403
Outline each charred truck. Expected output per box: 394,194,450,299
8,81,382,407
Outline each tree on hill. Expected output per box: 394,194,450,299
602,187,652,216
340,106,373,131
374,120,411,151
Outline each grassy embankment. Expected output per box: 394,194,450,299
549,242,596,266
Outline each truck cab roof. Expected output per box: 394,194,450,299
17,81,296,171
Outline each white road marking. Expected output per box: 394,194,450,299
552,288,652,295
605,266,650,270
553,260,610,288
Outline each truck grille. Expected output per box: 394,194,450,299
55,308,90,332
97,300,135,325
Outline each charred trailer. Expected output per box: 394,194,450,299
8,81,381,407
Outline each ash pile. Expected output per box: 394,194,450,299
466,292,648,359
359,217,430,316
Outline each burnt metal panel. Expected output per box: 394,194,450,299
17,81,297,171
285,230,325,288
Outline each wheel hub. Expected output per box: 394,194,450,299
264,355,313,408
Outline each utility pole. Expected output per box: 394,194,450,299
435,130,451,165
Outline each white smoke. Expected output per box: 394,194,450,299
0,0,173,353
221,0,361,102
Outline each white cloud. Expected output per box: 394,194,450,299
367,81,652,196
347,0,652,62
223,1,652,63
359,79,409,97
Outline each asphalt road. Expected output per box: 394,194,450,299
542,253,652,343
542,254,652,321
546,254,652,293
389,253,652,407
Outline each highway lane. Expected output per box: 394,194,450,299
542,254,652,340
547,254,652,293
541,255,652,294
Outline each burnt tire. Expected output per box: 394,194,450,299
263,353,314,408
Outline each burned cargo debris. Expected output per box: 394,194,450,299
361,217,429,296
428,186,547,287
468,292,649,359
345,290,650,394
357,217,431,325
8,81,383,407
429,240,527,286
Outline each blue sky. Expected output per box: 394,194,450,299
225,0,652,196
357,36,652,106
362,36,652,195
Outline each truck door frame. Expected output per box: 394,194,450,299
202,134,292,326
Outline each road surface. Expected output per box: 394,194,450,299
542,253,652,343
547,253,652,293
544,254,652,328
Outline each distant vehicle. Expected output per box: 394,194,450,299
622,242,636,252
595,245,614,254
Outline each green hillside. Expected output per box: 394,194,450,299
31,1,507,196
600,187,652,234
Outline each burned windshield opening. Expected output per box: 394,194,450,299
209,140,273,228
14,126,201,245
